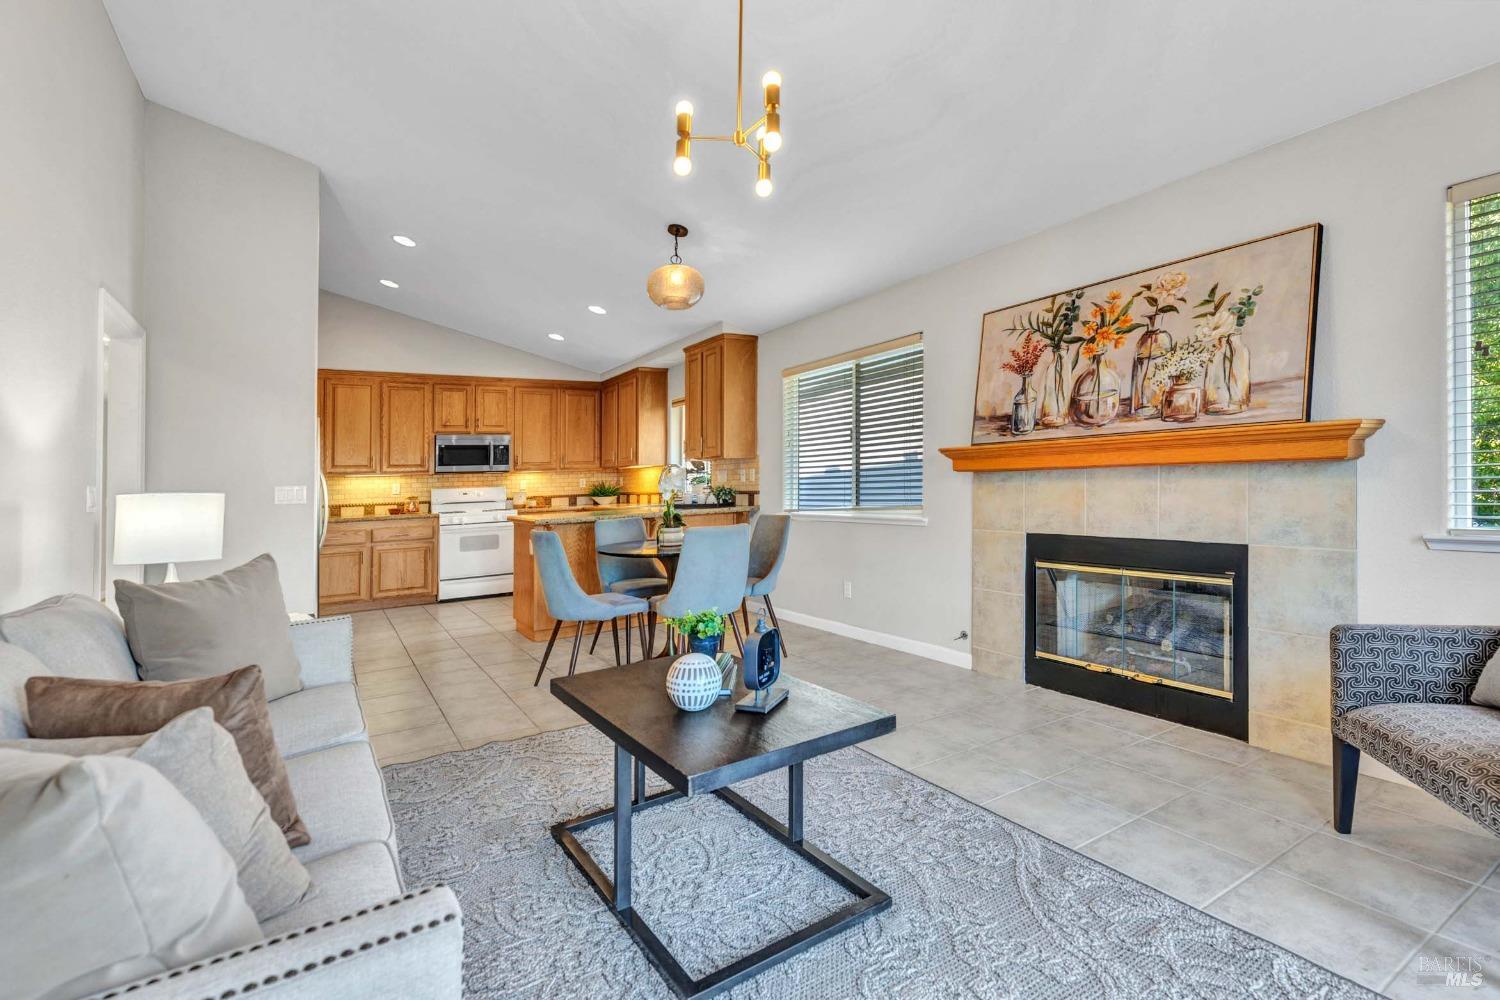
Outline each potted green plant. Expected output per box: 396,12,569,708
710,483,737,505
587,481,621,506
667,609,726,657
658,491,686,546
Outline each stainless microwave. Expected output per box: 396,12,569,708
434,434,511,473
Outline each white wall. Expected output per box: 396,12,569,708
142,105,321,611
758,62,1500,657
320,292,599,381
0,1,143,610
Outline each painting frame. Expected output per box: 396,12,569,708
970,224,1322,445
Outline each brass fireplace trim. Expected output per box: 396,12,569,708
1034,650,1235,700
1033,560,1235,588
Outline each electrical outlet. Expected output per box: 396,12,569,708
578,478,586,488
391,483,401,495
85,485,98,514
274,485,307,505
842,580,853,599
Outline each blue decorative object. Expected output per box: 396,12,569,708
689,633,721,658
735,616,787,714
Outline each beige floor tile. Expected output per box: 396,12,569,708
355,668,429,698
1273,832,1473,931
1384,936,1500,999
359,688,438,717
414,659,488,684
1206,869,1425,990
1083,818,1257,907
353,650,414,673
864,721,982,770
1211,767,1333,828
448,712,539,746
401,634,463,654
366,703,447,736
1439,886,1500,956
370,722,459,764
407,645,477,667
1038,716,1144,756
1106,739,1244,789
1363,775,1492,835
1144,790,1310,865
911,751,1039,804
979,732,1097,779
1155,725,1268,765
983,781,1133,849
1070,701,1179,738
1340,802,1500,883
1049,760,1192,815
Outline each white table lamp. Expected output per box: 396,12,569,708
113,492,225,582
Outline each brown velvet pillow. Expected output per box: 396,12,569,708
24,665,309,847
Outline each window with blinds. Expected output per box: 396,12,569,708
783,336,924,512
1449,173,1500,530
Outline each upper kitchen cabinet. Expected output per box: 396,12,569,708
560,387,601,470
600,367,668,468
322,375,381,474
474,383,512,433
513,385,560,470
684,334,757,460
432,383,473,433
380,380,433,473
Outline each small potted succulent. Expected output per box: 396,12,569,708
667,609,726,657
658,491,686,546
587,481,621,505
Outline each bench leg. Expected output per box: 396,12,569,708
1333,735,1360,834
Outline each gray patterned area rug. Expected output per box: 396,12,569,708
384,727,1373,999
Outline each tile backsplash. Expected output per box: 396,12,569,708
326,458,760,510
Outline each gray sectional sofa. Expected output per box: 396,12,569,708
0,597,463,1000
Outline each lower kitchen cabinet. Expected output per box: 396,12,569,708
318,517,437,614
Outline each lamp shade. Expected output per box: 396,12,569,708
646,262,704,310
113,493,225,566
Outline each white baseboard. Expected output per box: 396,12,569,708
760,604,972,669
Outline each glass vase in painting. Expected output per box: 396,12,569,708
1069,357,1122,428
1161,376,1203,423
1130,329,1173,417
1010,375,1036,436
1204,332,1250,414
1037,351,1069,429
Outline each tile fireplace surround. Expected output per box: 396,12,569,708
972,462,1360,770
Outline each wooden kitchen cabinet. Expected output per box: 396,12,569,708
432,383,473,433
323,376,381,474
599,367,667,468
318,516,437,614
513,385,560,470
474,384,512,433
560,388,601,470
380,381,432,473
684,334,756,460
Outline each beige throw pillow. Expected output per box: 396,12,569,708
0,749,261,1000
1472,650,1500,709
1,708,311,920
115,553,304,700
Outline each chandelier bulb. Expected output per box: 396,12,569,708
755,177,773,198
673,155,693,176
761,71,781,89
675,100,695,117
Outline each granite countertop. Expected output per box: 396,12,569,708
327,510,436,523
508,503,759,526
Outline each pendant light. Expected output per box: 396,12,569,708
646,224,704,310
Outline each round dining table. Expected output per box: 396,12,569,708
595,538,682,586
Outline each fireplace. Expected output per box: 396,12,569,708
1025,533,1249,740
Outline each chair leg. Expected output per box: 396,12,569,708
533,620,562,687
1333,735,1360,834
611,617,622,667
763,595,789,655
646,612,657,656
567,624,585,678
728,614,745,655
624,615,633,664
740,598,750,633
589,621,603,655
637,614,649,659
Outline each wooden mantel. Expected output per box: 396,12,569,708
940,419,1383,473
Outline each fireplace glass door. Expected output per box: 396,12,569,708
1033,560,1234,699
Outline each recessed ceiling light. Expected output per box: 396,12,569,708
588,305,607,315
391,235,417,247
548,333,565,341
379,278,400,288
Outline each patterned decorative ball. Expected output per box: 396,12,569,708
665,653,723,711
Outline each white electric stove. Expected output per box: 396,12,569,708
432,487,515,600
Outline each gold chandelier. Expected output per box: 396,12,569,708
646,224,704,310
671,0,782,197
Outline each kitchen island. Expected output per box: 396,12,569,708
509,504,758,641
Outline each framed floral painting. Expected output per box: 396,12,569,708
970,224,1321,443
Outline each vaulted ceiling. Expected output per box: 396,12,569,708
104,0,1500,371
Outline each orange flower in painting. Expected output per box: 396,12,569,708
1106,290,1123,304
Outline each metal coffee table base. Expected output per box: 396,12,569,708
551,746,891,999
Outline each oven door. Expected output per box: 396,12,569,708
435,436,498,473
439,522,514,584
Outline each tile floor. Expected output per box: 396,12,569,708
355,600,1500,997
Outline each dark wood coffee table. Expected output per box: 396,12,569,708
550,658,896,999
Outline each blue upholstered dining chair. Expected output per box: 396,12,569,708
587,516,669,658
649,524,752,655
531,530,650,686
742,514,791,655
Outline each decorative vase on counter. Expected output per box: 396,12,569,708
1204,332,1251,414
1037,351,1070,429
1130,330,1173,417
591,496,617,506
657,525,685,546
1161,374,1203,423
665,652,726,711
1069,358,1122,428
1010,374,1036,436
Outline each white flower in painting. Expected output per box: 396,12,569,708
1195,307,1236,342
1151,271,1189,299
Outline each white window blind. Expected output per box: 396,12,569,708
783,336,923,512
1449,172,1500,530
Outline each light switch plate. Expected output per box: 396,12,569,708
274,485,307,505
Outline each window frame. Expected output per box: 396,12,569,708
781,333,925,521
